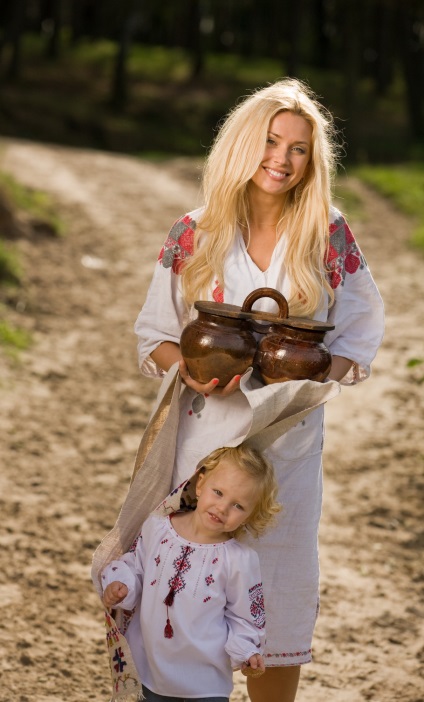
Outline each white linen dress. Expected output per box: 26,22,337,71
134,206,385,666
102,513,265,698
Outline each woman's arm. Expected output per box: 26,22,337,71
150,341,182,372
327,355,353,382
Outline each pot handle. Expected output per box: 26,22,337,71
241,287,289,319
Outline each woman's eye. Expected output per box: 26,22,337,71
292,146,306,154
266,138,276,145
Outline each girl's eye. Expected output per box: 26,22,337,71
213,489,222,496
234,503,244,511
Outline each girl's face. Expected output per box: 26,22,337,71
195,458,258,541
250,111,312,200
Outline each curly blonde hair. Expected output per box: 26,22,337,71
182,77,341,317
198,444,281,539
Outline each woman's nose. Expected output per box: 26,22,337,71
274,148,289,165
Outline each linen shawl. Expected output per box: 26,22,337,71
92,365,340,700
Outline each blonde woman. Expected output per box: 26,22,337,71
134,78,384,701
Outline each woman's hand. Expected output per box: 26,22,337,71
103,581,129,609
178,359,241,397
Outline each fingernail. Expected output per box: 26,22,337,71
212,378,219,385
234,375,241,381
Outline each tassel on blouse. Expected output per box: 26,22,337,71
163,586,175,638
164,618,174,639
164,588,175,607
162,545,192,639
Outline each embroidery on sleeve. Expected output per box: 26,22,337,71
326,216,366,289
249,582,265,630
158,215,196,274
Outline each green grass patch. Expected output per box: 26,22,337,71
0,318,32,358
354,164,424,249
0,240,22,284
333,179,365,221
0,172,65,236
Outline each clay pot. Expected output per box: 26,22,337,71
242,288,335,384
180,301,257,386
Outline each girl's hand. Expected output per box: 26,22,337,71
178,359,241,397
103,581,129,609
241,653,266,677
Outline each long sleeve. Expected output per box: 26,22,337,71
134,212,200,377
101,537,144,611
224,546,266,668
324,212,385,384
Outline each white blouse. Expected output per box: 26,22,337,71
135,205,384,386
102,514,266,699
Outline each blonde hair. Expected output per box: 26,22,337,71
199,444,281,539
182,78,340,316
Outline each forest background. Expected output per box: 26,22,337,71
0,3,423,701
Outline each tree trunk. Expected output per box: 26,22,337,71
342,0,363,161
6,0,26,80
397,1,424,139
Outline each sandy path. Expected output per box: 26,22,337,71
0,139,422,702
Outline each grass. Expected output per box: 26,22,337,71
0,240,22,284
0,317,32,358
0,172,65,237
354,164,424,249
333,179,366,221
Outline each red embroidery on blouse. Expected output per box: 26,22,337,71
325,216,366,289
158,215,196,274
212,281,224,302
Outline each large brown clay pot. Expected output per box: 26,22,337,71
242,288,335,384
180,301,257,386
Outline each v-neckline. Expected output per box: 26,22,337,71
238,229,283,275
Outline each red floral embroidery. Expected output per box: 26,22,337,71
249,583,265,629
212,281,224,302
325,216,366,289
158,215,196,274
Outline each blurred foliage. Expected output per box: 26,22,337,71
0,315,32,357
0,0,422,162
354,164,424,249
0,240,21,284
0,172,64,236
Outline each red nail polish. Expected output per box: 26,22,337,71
212,378,219,385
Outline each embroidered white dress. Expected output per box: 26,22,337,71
102,514,265,698
134,206,385,666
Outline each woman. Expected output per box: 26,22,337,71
134,78,384,701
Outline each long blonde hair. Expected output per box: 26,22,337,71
182,78,340,316
199,444,281,539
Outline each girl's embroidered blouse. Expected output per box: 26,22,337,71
102,514,265,698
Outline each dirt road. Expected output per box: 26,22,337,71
0,139,422,702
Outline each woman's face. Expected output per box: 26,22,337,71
250,111,312,199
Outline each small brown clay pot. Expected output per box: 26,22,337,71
255,322,333,383
242,287,335,384
180,301,257,386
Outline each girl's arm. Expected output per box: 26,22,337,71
224,548,266,669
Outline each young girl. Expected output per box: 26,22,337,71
101,444,281,702
134,77,385,701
